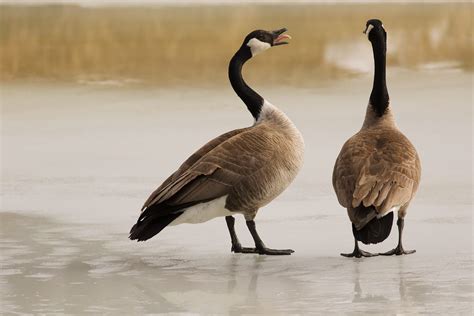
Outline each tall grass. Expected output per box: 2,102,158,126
0,3,471,85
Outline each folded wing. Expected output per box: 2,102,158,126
333,131,421,219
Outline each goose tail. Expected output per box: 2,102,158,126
352,207,393,245
129,207,182,241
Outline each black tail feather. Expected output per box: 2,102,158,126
353,211,393,245
129,199,214,242
129,211,182,242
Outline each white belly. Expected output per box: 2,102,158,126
169,196,234,226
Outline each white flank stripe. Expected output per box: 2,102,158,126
169,196,234,226
377,205,400,218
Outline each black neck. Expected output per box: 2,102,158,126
369,33,389,117
228,48,264,120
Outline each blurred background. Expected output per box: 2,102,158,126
1,1,473,314
0,1,471,85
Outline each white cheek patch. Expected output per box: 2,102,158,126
365,24,374,38
247,38,271,57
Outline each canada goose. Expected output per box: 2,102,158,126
332,19,421,257
129,28,304,255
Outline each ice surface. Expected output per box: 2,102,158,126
1,69,472,314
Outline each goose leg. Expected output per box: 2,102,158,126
380,218,416,256
341,238,378,258
225,216,257,254
246,220,294,255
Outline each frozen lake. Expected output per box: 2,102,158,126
1,69,473,314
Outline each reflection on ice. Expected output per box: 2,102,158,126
0,212,472,314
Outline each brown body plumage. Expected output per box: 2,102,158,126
143,102,304,221
333,106,421,229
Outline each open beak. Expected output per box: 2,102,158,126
272,28,292,46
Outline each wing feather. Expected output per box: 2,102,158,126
141,125,274,215
141,128,249,210
333,128,421,218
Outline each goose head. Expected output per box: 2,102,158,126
364,19,386,43
241,28,291,57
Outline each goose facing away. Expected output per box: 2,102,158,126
129,28,304,255
332,19,421,258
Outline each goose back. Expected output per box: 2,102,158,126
333,108,421,224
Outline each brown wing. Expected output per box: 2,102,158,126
142,127,249,210
333,128,421,215
141,125,275,212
